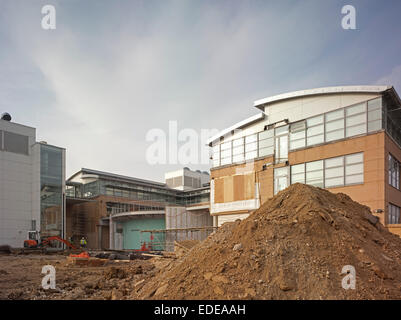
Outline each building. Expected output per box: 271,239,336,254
0,114,66,247
66,167,212,250
208,85,401,237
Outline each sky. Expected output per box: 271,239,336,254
0,0,400,182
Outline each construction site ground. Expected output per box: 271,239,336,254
0,252,173,300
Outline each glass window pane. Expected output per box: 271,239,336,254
346,102,366,116
325,177,344,188
259,138,274,148
346,124,366,137
307,135,324,146
233,138,244,147
245,134,257,144
326,130,344,142
290,130,305,140
221,142,231,150
275,167,288,177
220,157,231,166
259,146,274,157
326,119,344,132
346,113,366,127
213,159,220,167
307,124,324,137
290,139,306,150
259,129,274,140
306,160,323,171
325,109,344,122
325,156,344,168
232,146,244,155
233,154,244,163
326,167,344,178
291,173,305,184
345,174,363,185
368,97,381,111
245,142,257,152
290,121,306,132
292,163,305,174
345,153,363,164
307,115,324,127
275,125,289,135
245,151,257,160
368,109,381,121
221,149,231,158
368,120,382,132
346,163,363,175
306,170,323,180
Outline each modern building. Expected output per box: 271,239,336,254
0,114,66,248
208,85,401,237
66,167,212,250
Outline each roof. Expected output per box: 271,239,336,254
206,112,265,146
68,168,167,188
254,85,393,110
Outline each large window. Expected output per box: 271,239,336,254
306,115,324,146
325,109,345,142
220,141,232,166
274,167,289,195
275,125,289,163
232,138,244,163
245,134,258,160
388,204,401,224
389,154,400,189
290,152,364,188
212,144,220,167
368,97,382,132
345,103,367,138
289,121,306,150
258,129,274,157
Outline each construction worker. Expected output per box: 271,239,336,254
80,237,87,249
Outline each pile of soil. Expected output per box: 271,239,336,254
134,183,401,300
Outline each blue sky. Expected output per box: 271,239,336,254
0,0,400,181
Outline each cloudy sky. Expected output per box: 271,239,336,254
1,0,400,182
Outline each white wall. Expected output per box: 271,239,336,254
0,120,39,248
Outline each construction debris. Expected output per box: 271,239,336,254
133,184,401,299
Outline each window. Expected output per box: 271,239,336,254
220,141,232,166
306,160,324,187
345,153,364,185
212,144,220,167
232,138,244,163
291,163,305,184
258,129,274,157
324,156,344,187
325,109,344,142
275,125,288,163
3,131,29,155
389,154,400,189
345,103,366,138
306,115,324,146
245,134,258,160
388,204,400,224
290,152,364,189
367,97,383,132
289,121,306,150
274,167,289,194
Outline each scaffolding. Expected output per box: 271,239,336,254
140,226,217,251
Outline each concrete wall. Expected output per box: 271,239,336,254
0,120,39,248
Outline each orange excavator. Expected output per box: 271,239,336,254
24,231,77,250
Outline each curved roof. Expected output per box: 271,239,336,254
254,85,393,110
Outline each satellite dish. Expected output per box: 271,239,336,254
1,112,11,121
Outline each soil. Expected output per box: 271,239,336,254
2,183,401,300
0,253,171,300
133,183,401,300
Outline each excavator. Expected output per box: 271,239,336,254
23,231,78,250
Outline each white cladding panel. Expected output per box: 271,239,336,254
217,213,249,227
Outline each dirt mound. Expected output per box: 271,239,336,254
134,183,401,300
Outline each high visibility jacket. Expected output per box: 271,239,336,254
80,239,87,245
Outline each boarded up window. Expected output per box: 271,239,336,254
3,131,29,155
